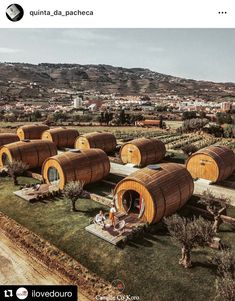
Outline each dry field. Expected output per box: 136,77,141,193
0,230,89,301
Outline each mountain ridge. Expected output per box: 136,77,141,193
0,62,235,101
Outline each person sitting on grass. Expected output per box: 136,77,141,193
95,210,106,229
33,183,41,191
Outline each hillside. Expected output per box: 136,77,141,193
0,62,235,101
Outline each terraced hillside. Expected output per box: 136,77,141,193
1,63,235,99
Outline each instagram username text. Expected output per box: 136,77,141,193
30,10,94,17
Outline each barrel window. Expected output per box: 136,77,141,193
2,153,10,166
48,167,60,185
122,190,142,215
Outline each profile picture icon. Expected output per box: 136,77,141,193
16,287,28,299
6,4,24,22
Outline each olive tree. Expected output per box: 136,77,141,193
215,276,235,301
199,190,230,233
214,250,235,301
165,215,214,268
6,160,29,185
182,144,198,157
214,249,235,279
63,181,84,212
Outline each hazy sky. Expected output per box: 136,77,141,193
0,29,235,83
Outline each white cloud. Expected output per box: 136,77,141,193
0,47,21,53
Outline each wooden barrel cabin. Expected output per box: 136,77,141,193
41,128,79,149
114,163,194,224
0,140,57,169
17,124,50,140
120,138,166,167
42,149,110,189
75,132,117,153
186,145,235,182
0,133,19,149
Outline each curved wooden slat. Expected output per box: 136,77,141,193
42,149,110,189
186,146,235,182
17,125,50,140
0,140,57,169
114,163,193,224
120,138,166,166
0,133,19,149
75,132,117,153
41,128,79,148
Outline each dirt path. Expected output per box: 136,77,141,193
0,231,90,301
194,179,235,205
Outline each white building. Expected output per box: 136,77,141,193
221,102,231,112
74,98,83,109
88,104,97,111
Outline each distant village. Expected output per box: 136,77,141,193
0,80,234,126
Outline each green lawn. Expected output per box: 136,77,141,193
0,176,234,301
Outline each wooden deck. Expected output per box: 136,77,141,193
13,184,59,202
85,213,146,246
